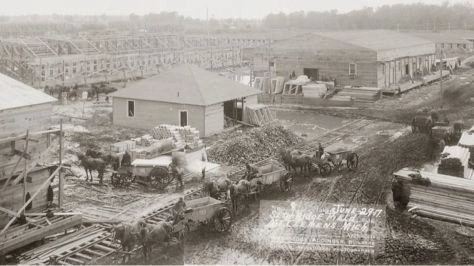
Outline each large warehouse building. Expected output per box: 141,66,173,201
244,30,436,89
111,64,261,137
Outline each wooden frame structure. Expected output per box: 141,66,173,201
0,120,64,235
0,33,271,87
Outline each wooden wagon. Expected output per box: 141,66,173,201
129,159,176,190
173,197,232,234
249,159,292,193
321,143,359,175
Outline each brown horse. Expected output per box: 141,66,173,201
139,221,174,261
77,153,106,183
280,149,312,175
113,223,140,263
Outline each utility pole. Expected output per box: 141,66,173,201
58,120,63,207
22,130,30,216
439,48,444,108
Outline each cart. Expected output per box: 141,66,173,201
131,159,175,190
249,159,292,192
173,197,232,234
322,143,359,175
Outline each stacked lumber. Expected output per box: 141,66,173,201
338,86,381,102
0,214,82,254
458,126,474,148
302,83,327,98
245,104,276,126
271,77,285,94
18,226,116,265
329,95,352,102
110,140,136,153
393,168,474,227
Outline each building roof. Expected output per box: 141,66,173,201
315,30,434,51
0,73,57,111
267,33,367,52
111,64,261,106
408,32,472,44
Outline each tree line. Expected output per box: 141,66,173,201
262,2,474,31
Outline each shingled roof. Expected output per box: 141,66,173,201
0,73,56,111
111,64,261,106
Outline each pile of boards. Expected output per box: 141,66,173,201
253,75,285,94
393,168,474,227
18,225,117,265
245,104,276,126
338,86,381,102
0,213,82,255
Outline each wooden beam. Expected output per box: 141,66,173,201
0,129,61,145
12,149,31,160
0,165,61,235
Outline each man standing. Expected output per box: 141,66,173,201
172,197,186,224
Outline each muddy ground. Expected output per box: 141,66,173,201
38,67,474,265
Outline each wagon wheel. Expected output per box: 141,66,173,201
212,208,232,233
149,166,172,190
320,163,332,177
347,153,359,170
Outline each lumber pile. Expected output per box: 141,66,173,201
302,83,327,98
0,214,82,254
393,168,474,227
18,225,116,265
245,104,276,126
337,86,381,102
207,123,301,166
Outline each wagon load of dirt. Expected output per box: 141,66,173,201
208,123,301,165
438,157,464,178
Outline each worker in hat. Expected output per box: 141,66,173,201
172,197,186,225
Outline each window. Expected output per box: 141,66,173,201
127,100,135,117
349,63,357,79
441,43,445,49
464,44,467,49
180,110,188,127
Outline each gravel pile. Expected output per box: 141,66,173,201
207,123,302,166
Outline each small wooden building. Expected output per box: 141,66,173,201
111,64,261,137
0,73,57,227
244,30,436,89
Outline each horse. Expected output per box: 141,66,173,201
86,149,104,158
230,179,251,213
113,223,140,263
280,149,312,175
139,221,174,261
203,176,232,200
412,116,434,135
77,153,106,183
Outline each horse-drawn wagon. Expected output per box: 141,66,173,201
174,197,232,233
129,159,181,190
248,159,292,192
316,143,359,175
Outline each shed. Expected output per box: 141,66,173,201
110,64,261,137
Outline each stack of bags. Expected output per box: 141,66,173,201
111,140,136,153
152,124,202,150
337,86,381,103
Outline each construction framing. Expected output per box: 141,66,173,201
0,33,271,87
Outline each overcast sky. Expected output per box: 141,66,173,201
1,0,471,19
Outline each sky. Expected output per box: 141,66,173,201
0,0,472,19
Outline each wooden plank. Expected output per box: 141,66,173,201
0,215,82,254
93,243,115,253
0,129,61,145
83,248,106,257
65,256,84,264
73,252,92,261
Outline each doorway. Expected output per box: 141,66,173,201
303,68,319,81
179,111,188,127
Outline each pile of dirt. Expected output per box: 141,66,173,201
207,123,302,166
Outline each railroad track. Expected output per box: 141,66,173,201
22,118,374,265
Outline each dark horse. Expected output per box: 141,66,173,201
77,153,106,183
280,148,312,175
